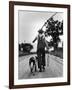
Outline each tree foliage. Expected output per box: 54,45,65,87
44,18,63,50
19,43,33,53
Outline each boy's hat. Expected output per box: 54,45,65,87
38,29,44,34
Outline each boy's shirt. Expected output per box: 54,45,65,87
33,34,49,50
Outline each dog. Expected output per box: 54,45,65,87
29,56,38,75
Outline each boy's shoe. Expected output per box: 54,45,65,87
43,66,45,71
39,68,42,72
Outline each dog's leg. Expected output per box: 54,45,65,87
31,68,33,73
29,64,33,74
32,65,36,76
35,64,37,72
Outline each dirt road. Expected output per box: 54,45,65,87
18,54,63,79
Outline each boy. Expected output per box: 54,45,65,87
32,29,48,72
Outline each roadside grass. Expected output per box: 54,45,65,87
49,48,63,59
19,48,63,59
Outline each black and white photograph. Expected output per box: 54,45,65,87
9,1,70,89
18,11,63,79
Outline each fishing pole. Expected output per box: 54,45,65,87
41,12,57,30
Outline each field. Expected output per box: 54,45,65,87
18,53,63,79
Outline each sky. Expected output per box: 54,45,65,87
18,10,63,51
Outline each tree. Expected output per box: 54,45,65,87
20,43,33,53
19,44,21,51
44,18,63,50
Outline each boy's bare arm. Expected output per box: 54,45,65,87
32,37,37,43
44,38,49,50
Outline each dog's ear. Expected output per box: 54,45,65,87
35,56,38,60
